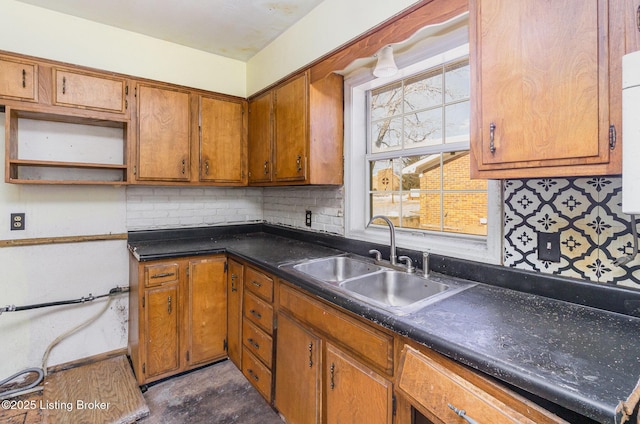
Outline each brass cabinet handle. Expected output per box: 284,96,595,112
263,160,269,175
22,69,26,88
249,309,262,320
251,281,262,288
489,122,496,153
150,272,175,279
181,159,186,174
230,273,238,292
296,155,303,172
167,295,172,314
308,342,313,367
330,363,335,390
62,76,66,94
247,368,259,381
448,403,479,424
204,160,209,176
247,338,260,350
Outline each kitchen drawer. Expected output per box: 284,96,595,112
245,266,273,302
244,290,274,334
0,56,37,101
53,68,127,113
144,262,180,287
242,319,273,368
397,345,565,424
242,349,272,402
278,281,394,375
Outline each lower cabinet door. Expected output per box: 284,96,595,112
325,343,393,424
145,284,180,379
275,313,321,424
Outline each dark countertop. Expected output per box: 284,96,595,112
128,227,640,424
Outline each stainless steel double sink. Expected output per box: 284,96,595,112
286,255,474,316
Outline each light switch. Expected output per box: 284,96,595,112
538,231,561,262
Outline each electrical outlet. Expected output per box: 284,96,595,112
11,213,25,231
305,210,312,227
538,231,560,262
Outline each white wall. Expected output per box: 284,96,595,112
0,0,246,97
0,113,130,376
246,0,421,95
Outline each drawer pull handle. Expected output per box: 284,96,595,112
22,69,26,88
263,160,269,175
448,403,479,424
167,296,172,314
308,342,313,367
247,368,259,382
489,122,496,153
249,309,262,319
150,272,175,279
330,363,335,390
247,338,260,349
251,281,262,288
181,159,186,174
62,76,66,94
231,274,238,292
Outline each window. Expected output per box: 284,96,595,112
344,38,502,264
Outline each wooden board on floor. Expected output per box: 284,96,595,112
43,355,148,424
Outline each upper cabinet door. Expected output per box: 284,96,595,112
53,68,127,113
0,56,37,102
470,0,619,178
274,73,308,182
200,95,246,184
248,91,274,184
136,83,191,181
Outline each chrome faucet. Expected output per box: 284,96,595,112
367,215,397,266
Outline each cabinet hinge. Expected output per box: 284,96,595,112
142,363,146,374
142,296,145,308
224,261,228,273
133,165,137,176
186,351,190,362
223,339,228,351
392,394,396,416
125,99,128,110
125,85,128,95
609,125,616,150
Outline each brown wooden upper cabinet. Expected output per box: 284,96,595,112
0,55,37,102
52,68,127,114
470,0,624,178
136,83,191,182
199,95,247,185
248,70,344,186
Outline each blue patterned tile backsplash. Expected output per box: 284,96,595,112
504,177,640,289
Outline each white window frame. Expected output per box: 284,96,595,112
343,30,502,264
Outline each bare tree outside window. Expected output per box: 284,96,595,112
367,58,488,236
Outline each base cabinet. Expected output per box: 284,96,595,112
275,281,393,424
128,254,228,385
274,312,322,424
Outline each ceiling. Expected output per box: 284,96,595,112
15,0,325,61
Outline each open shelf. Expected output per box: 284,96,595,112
4,105,129,184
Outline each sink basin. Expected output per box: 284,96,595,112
340,271,449,308
292,256,383,284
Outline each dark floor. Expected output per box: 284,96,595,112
139,360,284,424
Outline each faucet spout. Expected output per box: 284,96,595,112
367,215,397,265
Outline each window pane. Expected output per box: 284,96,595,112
404,70,442,112
445,61,470,102
417,192,442,231
404,109,442,148
444,101,470,143
443,192,488,236
371,193,401,226
370,159,398,191
370,83,402,121
371,117,402,153
442,152,486,191
400,155,433,191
